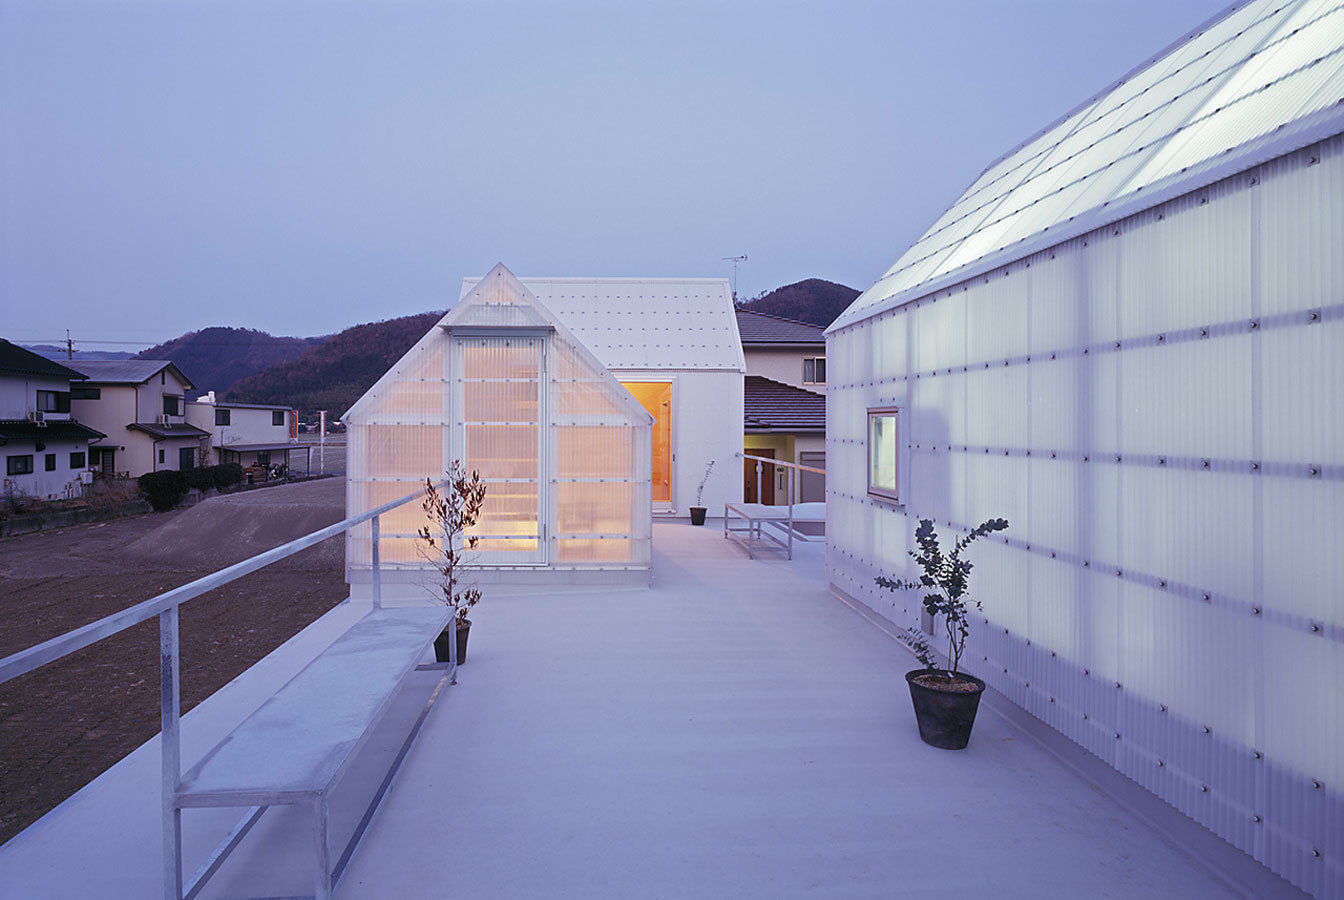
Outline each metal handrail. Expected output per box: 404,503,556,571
0,481,432,685
0,478,441,900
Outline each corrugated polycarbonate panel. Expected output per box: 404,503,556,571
347,263,654,575
832,0,1344,332
826,135,1343,898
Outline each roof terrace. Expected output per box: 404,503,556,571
0,520,1306,898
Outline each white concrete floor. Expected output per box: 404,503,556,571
0,522,1309,899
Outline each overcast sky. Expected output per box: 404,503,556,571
2,0,1229,349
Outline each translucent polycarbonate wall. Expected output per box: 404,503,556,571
827,135,1342,898
347,322,652,581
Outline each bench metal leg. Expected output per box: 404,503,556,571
314,795,331,900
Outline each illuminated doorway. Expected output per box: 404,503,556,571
621,381,673,511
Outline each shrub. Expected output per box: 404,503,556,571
213,462,243,489
183,466,215,491
137,470,189,511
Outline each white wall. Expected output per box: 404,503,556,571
187,402,293,449
826,136,1343,899
743,347,825,394
0,374,70,419
3,440,92,500
617,369,743,515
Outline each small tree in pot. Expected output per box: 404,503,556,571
690,460,715,526
876,516,1009,749
417,461,487,664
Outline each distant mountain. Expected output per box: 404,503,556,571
224,312,445,419
23,344,136,362
739,279,860,327
134,327,327,397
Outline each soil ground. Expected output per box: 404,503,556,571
0,479,348,845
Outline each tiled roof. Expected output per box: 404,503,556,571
126,422,211,439
735,309,826,345
0,419,105,445
75,359,195,388
0,340,87,380
744,376,826,434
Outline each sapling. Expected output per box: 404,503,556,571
417,461,488,629
695,460,715,507
876,516,1009,680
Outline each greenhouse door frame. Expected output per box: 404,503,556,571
618,376,677,515
449,330,550,567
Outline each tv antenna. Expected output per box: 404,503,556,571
722,255,747,302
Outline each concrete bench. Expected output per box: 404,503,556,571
171,605,451,900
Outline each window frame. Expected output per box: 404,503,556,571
866,406,906,505
7,454,34,476
45,453,56,471
71,385,101,400
163,395,182,417
272,410,285,426
215,408,231,426
802,356,827,384
70,451,87,469
36,390,71,413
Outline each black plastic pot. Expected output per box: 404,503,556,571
905,668,985,750
689,506,707,526
434,622,470,665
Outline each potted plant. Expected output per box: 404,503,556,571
689,460,714,526
417,461,487,664
876,516,1009,749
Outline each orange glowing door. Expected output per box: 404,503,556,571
621,381,673,509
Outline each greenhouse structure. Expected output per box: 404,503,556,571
344,264,656,589
460,273,745,518
824,1,1343,896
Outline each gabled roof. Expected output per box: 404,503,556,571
0,340,87,381
346,264,655,426
73,359,196,389
832,0,1344,332
743,376,826,434
735,309,826,345
461,275,746,372
0,419,105,446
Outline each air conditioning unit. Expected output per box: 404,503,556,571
156,414,169,425
27,410,48,427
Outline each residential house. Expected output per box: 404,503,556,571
824,1,1343,895
735,309,827,503
0,339,104,500
344,264,656,591
186,392,307,478
70,360,210,477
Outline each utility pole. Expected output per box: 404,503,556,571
66,329,73,361
722,255,747,303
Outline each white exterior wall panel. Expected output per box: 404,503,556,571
827,134,1342,898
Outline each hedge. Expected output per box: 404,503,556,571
137,470,188,511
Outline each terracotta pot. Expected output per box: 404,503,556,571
905,668,985,750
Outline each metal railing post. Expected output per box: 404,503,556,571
371,515,382,611
160,607,183,900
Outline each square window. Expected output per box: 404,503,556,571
272,410,285,426
45,453,56,471
163,395,181,416
70,451,86,468
7,454,34,476
867,407,902,503
36,390,71,412
803,357,826,384
215,408,231,426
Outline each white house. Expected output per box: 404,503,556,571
0,339,104,500
461,271,745,516
825,3,1342,896
70,360,210,477
344,264,659,591
185,393,307,476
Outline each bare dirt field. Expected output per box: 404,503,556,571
0,478,348,845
